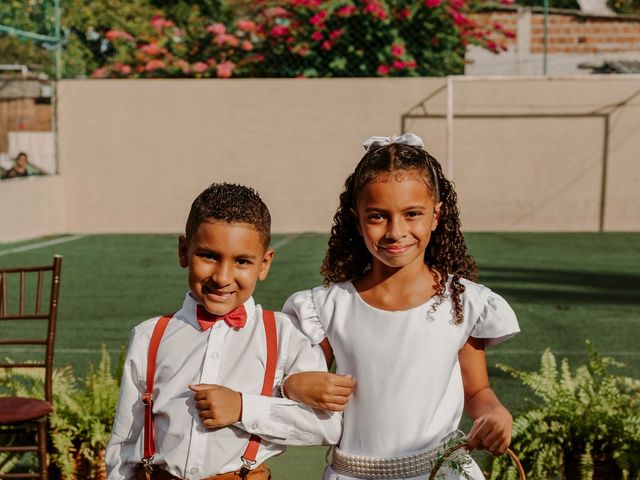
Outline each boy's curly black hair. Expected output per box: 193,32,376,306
320,143,477,324
185,182,271,248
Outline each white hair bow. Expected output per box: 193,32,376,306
362,133,425,151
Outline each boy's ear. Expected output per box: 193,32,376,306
178,235,189,268
432,202,443,231
350,208,362,235
258,249,275,281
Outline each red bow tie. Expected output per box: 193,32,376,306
196,304,247,330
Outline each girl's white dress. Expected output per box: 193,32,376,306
283,278,520,480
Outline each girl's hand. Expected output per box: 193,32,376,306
283,371,354,412
465,405,513,456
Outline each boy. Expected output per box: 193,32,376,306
106,183,343,480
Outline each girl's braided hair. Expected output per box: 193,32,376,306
320,143,477,324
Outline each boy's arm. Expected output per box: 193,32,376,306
192,317,343,446
459,336,512,456
106,329,145,480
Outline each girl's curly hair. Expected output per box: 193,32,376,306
320,143,478,324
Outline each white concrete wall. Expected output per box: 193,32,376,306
2,76,639,242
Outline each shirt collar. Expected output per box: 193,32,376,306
181,292,256,329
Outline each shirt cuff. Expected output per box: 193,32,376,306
239,393,284,438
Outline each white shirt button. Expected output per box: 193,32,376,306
190,467,198,474
252,422,259,429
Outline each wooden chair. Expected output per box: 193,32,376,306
0,255,62,480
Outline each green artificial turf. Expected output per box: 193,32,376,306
1,232,639,477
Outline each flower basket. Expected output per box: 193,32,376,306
428,443,526,480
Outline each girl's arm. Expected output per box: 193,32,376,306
283,338,354,411
459,336,513,456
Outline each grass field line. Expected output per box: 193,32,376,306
271,234,300,251
0,235,86,256
7,347,640,356
487,349,640,356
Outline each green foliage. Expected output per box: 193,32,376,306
0,346,122,479
488,342,640,480
607,0,640,13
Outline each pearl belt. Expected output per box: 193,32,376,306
330,431,465,479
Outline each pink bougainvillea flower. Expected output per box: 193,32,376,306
377,65,390,75
217,61,235,78
296,44,310,56
425,0,441,7
192,62,208,73
398,7,411,19
451,10,469,26
214,33,240,47
391,44,404,56
237,19,257,32
176,59,190,74
264,6,291,18
91,67,108,78
364,0,386,19
500,0,516,4
145,59,166,72
105,30,134,42
149,18,175,31
206,23,226,35
337,5,357,16
504,29,516,39
310,10,327,26
329,29,343,40
141,43,165,56
271,25,289,36
150,15,165,32
114,63,132,75
392,60,406,69
322,40,332,50
242,40,254,51
449,0,464,8
311,31,323,41
406,60,417,68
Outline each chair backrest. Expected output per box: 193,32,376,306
0,255,62,402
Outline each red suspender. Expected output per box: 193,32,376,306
141,309,278,475
142,313,173,472
240,309,278,473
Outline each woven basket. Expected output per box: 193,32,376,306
427,444,526,480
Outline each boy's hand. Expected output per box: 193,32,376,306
189,384,242,428
466,405,513,456
284,372,354,412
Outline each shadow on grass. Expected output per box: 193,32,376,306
478,266,640,306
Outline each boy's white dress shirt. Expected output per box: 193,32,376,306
106,293,342,480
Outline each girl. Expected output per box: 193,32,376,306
282,134,520,480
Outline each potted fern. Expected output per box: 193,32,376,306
0,346,122,480
488,342,640,480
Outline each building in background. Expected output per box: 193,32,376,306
467,5,640,75
0,71,54,176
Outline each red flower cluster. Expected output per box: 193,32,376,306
95,0,513,78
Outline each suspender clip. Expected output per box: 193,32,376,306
142,455,155,474
142,393,153,406
238,456,256,479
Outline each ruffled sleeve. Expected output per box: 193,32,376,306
470,290,520,348
282,289,327,345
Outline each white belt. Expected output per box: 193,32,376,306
330,431,465,479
